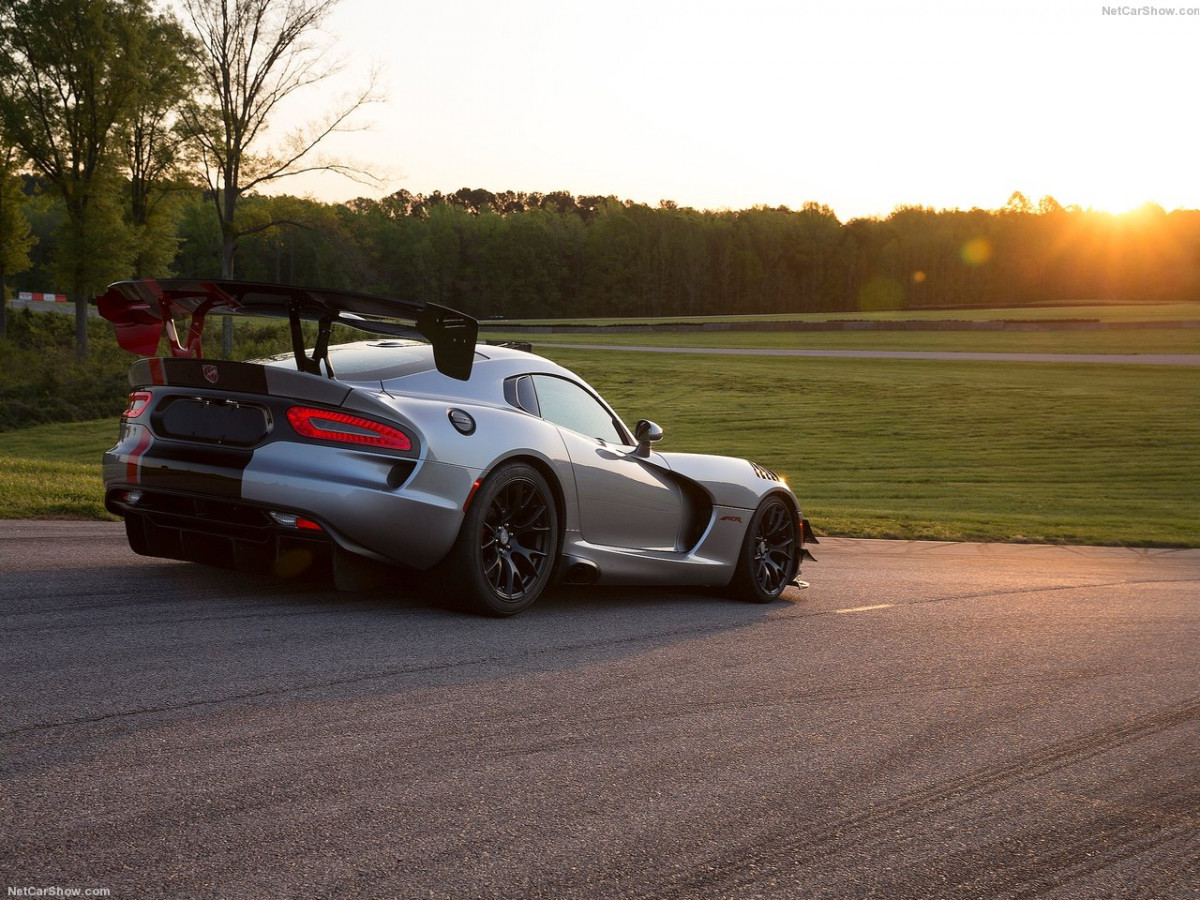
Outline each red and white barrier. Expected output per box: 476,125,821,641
17,291,69,302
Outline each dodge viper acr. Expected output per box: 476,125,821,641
98,279,817,616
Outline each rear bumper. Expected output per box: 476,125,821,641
108,489,335,576
103,430,478,570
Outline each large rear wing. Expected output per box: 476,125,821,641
96,279,479,380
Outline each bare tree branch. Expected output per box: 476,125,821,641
179,0,383,309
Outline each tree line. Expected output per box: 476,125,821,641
201,189,1200,318
14,185,1200,323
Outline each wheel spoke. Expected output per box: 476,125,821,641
498,553,516,596
483,553,501,582
761,560,783,592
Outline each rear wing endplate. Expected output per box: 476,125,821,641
96,279,479,381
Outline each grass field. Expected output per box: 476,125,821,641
490,327,1200,355
0,420,116,519
2,347,1196,547
483,299,1200,355
490,300,1200,327
539,349,1200,547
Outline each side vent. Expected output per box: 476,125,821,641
750,461,781,482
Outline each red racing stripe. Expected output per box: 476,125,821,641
126,427,154,484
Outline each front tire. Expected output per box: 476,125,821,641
447,462,558,616
726,495,799,603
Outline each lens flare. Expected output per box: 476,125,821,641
961,238,993,266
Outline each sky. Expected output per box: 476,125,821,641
270,0,1199,221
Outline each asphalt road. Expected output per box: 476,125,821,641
2,521,1197,900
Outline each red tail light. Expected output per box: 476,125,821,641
123,391,153,419
286,406,412,451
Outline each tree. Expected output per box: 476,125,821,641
0,144,37,338
179,0,381,353
1003,191,1034,215
0,0,150,357
122,10,203,277
1037,195,1064,216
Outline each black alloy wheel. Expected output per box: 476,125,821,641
449,462,558,616
728,495,799,603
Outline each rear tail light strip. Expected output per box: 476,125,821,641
285,406,412,451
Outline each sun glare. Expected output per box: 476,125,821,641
1067,188,1166,217
1091,199,1158,216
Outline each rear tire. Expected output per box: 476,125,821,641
726,495,799,603
446,462,558,616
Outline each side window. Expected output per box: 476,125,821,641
504,375,541,416
531,375,627,445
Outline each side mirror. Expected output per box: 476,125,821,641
633,419,663,458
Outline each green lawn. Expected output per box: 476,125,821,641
491,327,1200,355
489,300,1200,327
540,349,1200,547
2,332,1197,547
482,299,1200,355
0,420,116,519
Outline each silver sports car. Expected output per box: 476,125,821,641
98,279,817,615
